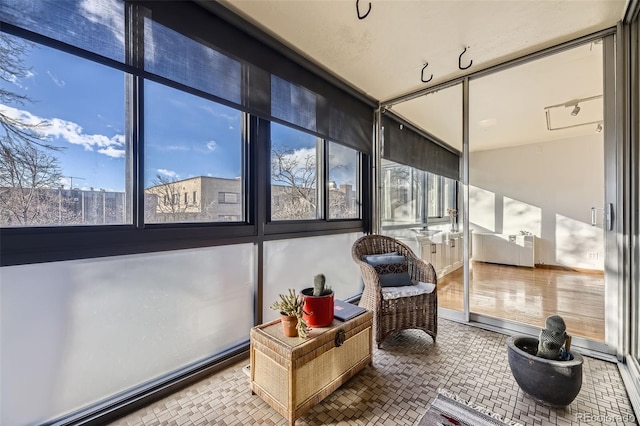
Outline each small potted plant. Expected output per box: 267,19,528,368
301,274,334,327
447,208,458,232
270,289,310,338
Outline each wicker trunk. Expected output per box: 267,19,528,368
250,311,373,426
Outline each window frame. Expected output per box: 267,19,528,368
0,14,369,267
265,120,365,229
327,140,362,221
380,160,458,229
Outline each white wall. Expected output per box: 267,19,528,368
469,134,604,270
0,244,255,426
263,232,363,322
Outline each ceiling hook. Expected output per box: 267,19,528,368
459,46,473,70
421,63,433,83
356,0,371,19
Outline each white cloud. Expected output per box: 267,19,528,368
328,144,356,184
3,73,19,85
80,0,125,46
157,169,179,179
328,145,355,168
283,147,316,165
155,144,189,152
273,147,317,179
46,70,65,88
2,69,34,90
98,146,125,158
200,105,240,124
206,140,217,152
0,105,125,156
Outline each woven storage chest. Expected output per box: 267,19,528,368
250,310,373,426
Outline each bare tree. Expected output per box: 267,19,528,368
328,186,357,219
271,146,317,219
144,174,190,222
145,175,219,222
0,34,70,226
0,137,71,225
0,34,55,151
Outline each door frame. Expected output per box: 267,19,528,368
378,28,621,357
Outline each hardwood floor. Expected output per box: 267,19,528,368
437,261,605,341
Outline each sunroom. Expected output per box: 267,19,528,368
1,0,639,425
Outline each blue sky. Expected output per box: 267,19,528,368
0,36,245,192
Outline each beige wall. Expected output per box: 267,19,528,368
469,133,604,270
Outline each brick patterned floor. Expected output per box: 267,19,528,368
110,319,638,425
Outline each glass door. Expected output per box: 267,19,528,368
467,40,607,341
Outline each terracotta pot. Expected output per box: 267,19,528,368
301,288,334,327
280,313,298,337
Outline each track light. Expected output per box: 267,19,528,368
570,104,580,116
596,123,603,133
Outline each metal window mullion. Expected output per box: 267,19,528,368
631,16,640,363
126,3,145,228
241,105,250,225
462,77,470,323
318,137,327,220
373,107,383,234
421,170,427,225
358,151,365,222
439,175,445,218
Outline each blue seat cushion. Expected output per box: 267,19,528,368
363,252,413,287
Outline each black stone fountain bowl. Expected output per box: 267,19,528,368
507,336,583,407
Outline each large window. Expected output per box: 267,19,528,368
427,172,457,219
1,2,371,425
0,0,370,259
0,33,127,227
381,159,456,227
270,124,362,222
328,142,360,219
144,81,243,224
381,160,423,226
270,123,321,221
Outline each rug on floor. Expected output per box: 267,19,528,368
418,389,524,426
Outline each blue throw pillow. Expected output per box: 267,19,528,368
363,253,413,287
362,252,399,265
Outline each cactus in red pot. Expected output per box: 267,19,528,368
301,274,334,327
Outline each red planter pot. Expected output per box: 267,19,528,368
301,288,334,327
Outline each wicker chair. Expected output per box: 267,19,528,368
352,234,437,348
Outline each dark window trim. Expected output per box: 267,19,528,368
0,224,258,267
262,223,366,241
267,120,367,224
264,219,366,236
0,3,371,268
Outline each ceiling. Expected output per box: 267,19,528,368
213,0,626,151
